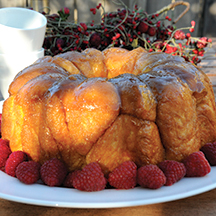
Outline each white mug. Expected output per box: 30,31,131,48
0,7,47,54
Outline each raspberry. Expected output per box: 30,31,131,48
137,164,166,189
73,162,107,192
63,170,81,188
183,151,211,177
16,161,41,184
158,160,186,186
201,142,216,166
40,158,68,187
0,138,9,146
0,113,2,134
5,151,27,177
0,139,11,168
108,161,137,189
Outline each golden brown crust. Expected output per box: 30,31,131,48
103,47,146,78
9,63,69,95
39,77,120,171
151,62,216,146
86,114,165,175
57,48,108,78
139,71,201,161
109,73,156,121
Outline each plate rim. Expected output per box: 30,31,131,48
0,167,216,208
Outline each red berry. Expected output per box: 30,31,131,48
73,162,107,192
0,139,11,168
167,25,174,32
137,21,149,33
137,165,166,189
16,161,41,184
0,138,9,147
108,161,137,189
56,38,64,47
89,32,102,48
96,3,102,9
201,142,216,166
174,30,185,40
186,33,191,38
64,7,70,15
191,20,196,27
5,151,27,177
60,7,70,15
40,158,68,187
90,8,96,15
196,37,208,49
193,49,198,54
189,28,194,33
149,48,153,52
0,113,2,134
80,22,88,31
158,160,186,186
63,170,81,188
147,27,156,36
183,151,211,177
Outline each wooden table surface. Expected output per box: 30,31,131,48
0,39,216,216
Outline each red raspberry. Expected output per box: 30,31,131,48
0,138,9,146
5,151,27,177
40,158,68,187
0,139,11,168
0,113,2,134
63,170,81,188
183,151,211,177
16,161,41,184
137,164,166,189
201,142,216,166
158,160,186,186
73,162,107,192
108,161,137,189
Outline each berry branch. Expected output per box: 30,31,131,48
41,0,212,65
155,1,190,24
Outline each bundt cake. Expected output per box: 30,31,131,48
2,47,216,175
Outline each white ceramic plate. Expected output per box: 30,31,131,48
0,168,216,208
1,100,216,208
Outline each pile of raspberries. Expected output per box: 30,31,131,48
0,137,215,192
